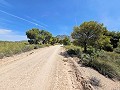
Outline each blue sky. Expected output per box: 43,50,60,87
0,0,120,41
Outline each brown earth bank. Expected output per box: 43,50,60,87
0,45,119,90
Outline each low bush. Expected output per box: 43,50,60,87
63,37,71,45
65,45,120,80
44,44,51,47
0,53,4,59
0,41,50,59
4,50,13,57
103,44,113,52
34,45,40,49
89,77,101,87
22,45,34,52
87,59,119,80
82,52,120,80
65,45,82,57
114,47,120,54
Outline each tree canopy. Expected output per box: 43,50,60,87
26,28,40,44
62,37,71,45
26,28,52,44
71,21,106,52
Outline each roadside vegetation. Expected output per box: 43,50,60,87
0,41,49,59
0,28,60,59
26,28,59,45
1,21,120,81
64,21,120,80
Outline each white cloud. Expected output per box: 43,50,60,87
0,29,12,34
0,29,27,41
0,35,27,41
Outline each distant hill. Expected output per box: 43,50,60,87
56,35,70,40
56,35,73,41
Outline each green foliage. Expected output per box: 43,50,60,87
88,59,119,80
104,31,120,48
65,45,120,80
70,21,120,80
50,37,59,45
65,45,82,57
39,30,52,44
0,41,34,58
26,28,53,44
26,28,40,44
110,36,119,48
0,53,4,59
103,44,113,52
82,51,120,80
114,48,120,54
86,46,96,55
71,21,106,52
63,37,71,45
59,40,63,44
0,41,49,59
72,40,79,46
114,42,120,54
22,45,34,52
97,35,111,50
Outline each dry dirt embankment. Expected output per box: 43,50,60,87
0,45,119,90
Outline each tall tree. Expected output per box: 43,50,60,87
39,30,52,44
26,28,52,44
71,21,106,52
26,28,40,44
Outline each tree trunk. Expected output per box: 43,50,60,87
84,42,87,53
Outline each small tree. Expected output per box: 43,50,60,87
63,37,71,45
26,28,53,44
71,21,106,52
104,31,120,48
97,35,111,50
50,37,58,45
39,30,52,44
26,28,40,44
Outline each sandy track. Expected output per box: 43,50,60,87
0,45,79,90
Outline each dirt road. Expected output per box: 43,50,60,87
0,45,119,90
0,45,80,90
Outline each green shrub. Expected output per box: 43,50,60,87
0,53,4,59
4,50,13,57
63,37,71,45
45,44,51,47
86,46,96,55
33,44,47,49
81,54,92,65
81,52,120,80
114,47,120,54
34,45,39,49
65,45,82,57
103,44,113,52
0,41,32,58
65,45,120,80
22,45,34,52
0,41,50,59
67,49,76,55
87,59,120,80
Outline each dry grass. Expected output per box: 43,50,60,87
0,41,48,59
